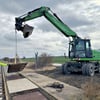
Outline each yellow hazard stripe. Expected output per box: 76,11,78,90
0,62,7,67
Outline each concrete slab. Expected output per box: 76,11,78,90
12,90,48,100
20,72,83,100
52,63,62,67
7,78,38,93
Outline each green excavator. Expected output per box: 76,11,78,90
15,6,100,76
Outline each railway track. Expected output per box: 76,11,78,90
6,72,49,100
0,65,84,100
0,69,3,100
0,66,49,100
0,66,9,100
1,66,11,100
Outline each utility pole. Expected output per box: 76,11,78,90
35,52,38,69
15,29,18,64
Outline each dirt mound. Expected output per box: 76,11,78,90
25,62,35,69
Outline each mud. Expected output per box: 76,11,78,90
36,66,100,88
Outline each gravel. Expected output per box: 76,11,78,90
36,66,100,88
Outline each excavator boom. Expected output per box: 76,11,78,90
15,6,78,38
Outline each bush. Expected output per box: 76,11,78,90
82,80,100,100
2,57,9,62
37,53,52,68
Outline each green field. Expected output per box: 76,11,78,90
21,56,69,64
22,58,35,62
51,56,69,63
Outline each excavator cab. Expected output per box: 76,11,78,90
69,38,92,59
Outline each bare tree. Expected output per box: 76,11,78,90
37,53,52,68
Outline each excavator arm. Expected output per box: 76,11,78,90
15,6,78,38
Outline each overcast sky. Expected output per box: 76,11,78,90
0,0,100,58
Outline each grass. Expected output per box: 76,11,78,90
81,79,100,100
21,58,35,62
52,56,69,64
21,56,69,64
21,56,100,100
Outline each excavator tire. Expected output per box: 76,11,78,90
62,63,71,75
62,64,65,74
82,64,87,75
98,65,100,73
86,63,95,76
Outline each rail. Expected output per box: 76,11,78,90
1,66,11,100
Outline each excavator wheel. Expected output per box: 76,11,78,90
86,63,95,76
98,65,100,73
82,63,95,76
87,63,95,76
62,64,65,74
62,63,71,75
82,64,87,75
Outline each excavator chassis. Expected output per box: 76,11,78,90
62,61,100,76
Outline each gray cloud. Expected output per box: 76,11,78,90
4,32,30,43
0,0,88,15
0,0,100,58
0,0,61,15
